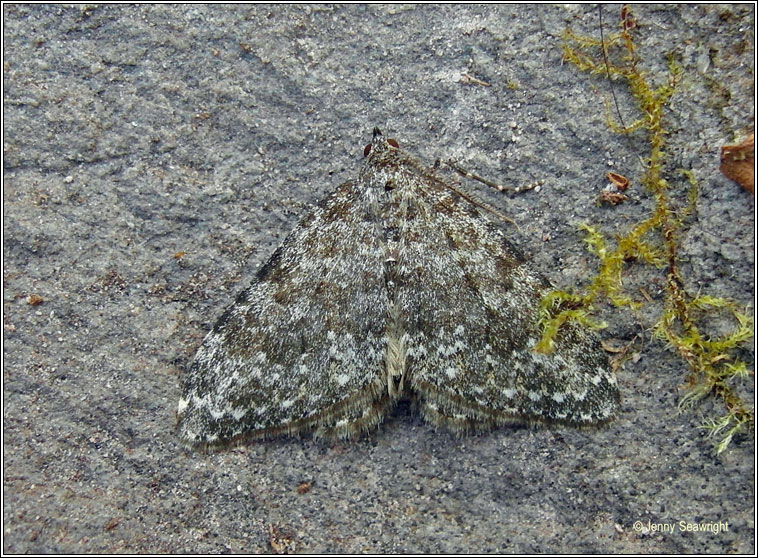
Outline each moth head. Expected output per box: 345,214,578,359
364,127,399,157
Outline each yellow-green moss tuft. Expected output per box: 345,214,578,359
541,8,753,453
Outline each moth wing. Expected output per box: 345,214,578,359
396,176,620,431
178,180,389,448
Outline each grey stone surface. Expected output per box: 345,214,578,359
3,3,754,553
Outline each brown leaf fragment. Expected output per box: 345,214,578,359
599,190,630,206
605,171,630,191
720,133,754,193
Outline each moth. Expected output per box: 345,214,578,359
177,128,619,449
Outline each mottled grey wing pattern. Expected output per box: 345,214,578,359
177,179,391,448
381,151,619,431
178,128,620,448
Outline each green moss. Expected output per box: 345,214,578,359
541,9,754,453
